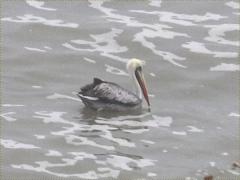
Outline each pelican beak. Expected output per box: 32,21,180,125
135,67,151,110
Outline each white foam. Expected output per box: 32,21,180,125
131,10,226,26
0,112,17,122
63,28,128,63
187,126,204,133
182,41,238,58
162,149,168,153
225,1,240,9
65,135,115,151
150,73,156,77
141,139,155,144
100,131,135,147
2,104,24,107
210,63,239,71
105,64,129,76
1,14,78,28
24,47,46,52
96,115,172,128
33,111,67,124
204,24,239,46
68,152,97,160
26,0,56,11
44,46,52,50
34,135,46,139
148,172,157,177
1,139,40,149
229,112,240,117
12,159,120,179
84,57,96,63
45,150,62,157
32,85,42,88
122,129,149,134
134,29,187,68
106,155,156,171
172,131,187,136
89,0,134,26
149,94,155,98
185,177,198,180
149,115,173,127
149,0,162,7
221,152,229,156
209,161,216,167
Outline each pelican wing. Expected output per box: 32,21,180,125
93,82,141,106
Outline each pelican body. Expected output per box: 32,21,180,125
78,58,150,111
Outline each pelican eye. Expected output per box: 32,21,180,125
135,66,142,72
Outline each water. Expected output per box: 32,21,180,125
1,0,239,179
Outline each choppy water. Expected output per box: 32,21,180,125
1,0,240,179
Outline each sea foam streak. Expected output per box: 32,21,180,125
1,139,40,149
228,112,240,117
105,155,156,171
63,28,128,63
134,29,187,68
26,0,57,11
149,0,162,7
182,41,238,58
1,14,78,28
0,112,17,122
225,1,240,9
210,63,239,71
2,104,24,107
131,10,226,26
24,47,46,52
204,24,239,46
105,64,129,76
96,114,172,128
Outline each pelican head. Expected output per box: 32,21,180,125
127,58,150,109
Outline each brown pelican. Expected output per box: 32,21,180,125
77,58,150,111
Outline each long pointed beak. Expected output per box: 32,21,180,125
135,68,151,109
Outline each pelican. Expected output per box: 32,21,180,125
77,58,150,111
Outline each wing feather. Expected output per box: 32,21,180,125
93,82,141,106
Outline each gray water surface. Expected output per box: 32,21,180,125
1,0,239,179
